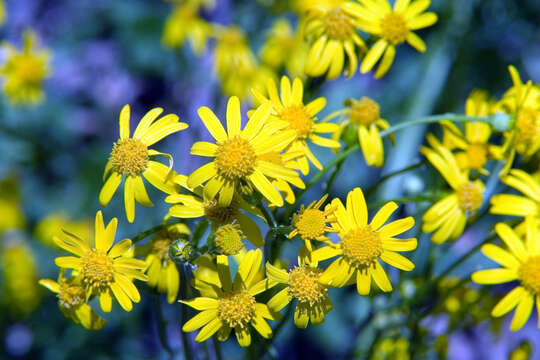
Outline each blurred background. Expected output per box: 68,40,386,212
0,0,539,359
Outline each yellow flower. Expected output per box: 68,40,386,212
332,96,390,167
0,177,25,234
99,105,188,222
289,194,336,251
187,96,301,207
0,29,51,104
344,0,438,78
312,187,417,294
162,3,213,54
53,211,148,312
252,76,340,175
145,223,190,303
39,275,106,330
303,2,366,79
490,169,540,220
421,136,484,243
34,213,91,248
260,19,308,78
181,250,281,347
472,220,540,331
292,0,344,14
266,248,333,328
440,90,498,174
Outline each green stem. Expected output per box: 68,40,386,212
258,200,277,228
179,266,193,360
325,151,345,194
154,295,174,359
366,161,426,197
367,195,440,210
131,221,180,244
212,336,223,360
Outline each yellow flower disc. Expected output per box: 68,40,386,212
110,138,149,176
350,97,380,126
519,256,540,294
380,13,408,45
215,224,244,255
457,182,483,213
516,107,539,142
279,105,314,139
294,209,327,240
466,143,488,170
217,290,256,328
203,198,239,224
288,266,326,305
323,7,355,40
342,226,382,268
215,135,257,181
81,249,115,291
58,282,86,309
152,238,172,261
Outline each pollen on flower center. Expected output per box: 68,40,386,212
58,283,85,309
203,198,239,224
215,224,244,255
294,209,327,240
466,143,488,169
81,249,115,291
350,97,380,126
323,7,355,40
215,135,257,181
516,107,539,142
288,266,326,305
16,56,43,85
110,138,149,177
457,182,483,213
280,105,313,139
152,238,172,261
519,256,540,294
217,290,256,328
380,12,408,45
342,226,382,268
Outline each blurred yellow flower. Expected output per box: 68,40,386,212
344,0,437,78
0,29,51,104
162,3,213,54
490,169,540,220
0,177,25,234
54,211,148,312
313,187,416,294
289,194,336,251
181,250,281,346
34,213,91,248
100,105,187,222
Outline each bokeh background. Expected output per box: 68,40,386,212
0,0,539,359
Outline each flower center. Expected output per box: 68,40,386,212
110,138,149,177
342,226,382,269
466,143,488,170
151,238,172,261
58,282,85,309
294,209,327,240
215,135,257,181
215,224,244,255
288,266,326,305
350,97,380,126
323,7,355,40
220,28,246,47
81,249,115,291
380,12,408,45
519,256,540,294
457,182,483,213
218,290,256,328
516,107,539,142
279,105,313,139
203,198,239,224
16,55,44,85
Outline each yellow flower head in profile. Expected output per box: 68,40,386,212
332,96,390,167
39,275,106,330
440,90,498,175
54,211,148,312
490,169,540,221
162,3,212,54
313,187,417,295
421,136,484,244
181,250,281,347
266,248,333,328
100,105,188,222
289,194,336,251
303,2,366,79
344,0,438,78
145,223,190,303
472,220,540,331
0,29,51,104
252,76,340,175
188,96,301,207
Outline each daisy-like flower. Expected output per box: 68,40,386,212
472,220,540,331
214,224,247,255
99,105,188,223
0,29,50,104
303,2,366,79
421,136,485,243
181,249,281,347
252,76,340,175
162,3,213,54
39,275,106,330
289,194,336,251
166,174,266,248
490,169,540,220
312,187,417,295
144,223,190,303
53,211,148,312
266,248,333,328
440,90,498,175
343,0,438,78
331,96,390,167
187,96,301,207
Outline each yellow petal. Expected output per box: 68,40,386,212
198,106,228,142
374,44,395,78
294,303,309,328
361,39,388,73
99,290,113,313
267,287,290,312
495,223,527,261
348,187,368,228
481,244,520,269
265,262,289,283
235,326,251,347
381,238,417,252
119,104,130,139
511,291,534,331
39,279,60,293
405,32,426,52
226,96,241,136
111,282,133,311
108,238,132,258
380,251,415,271
183,309,218,332
180,297,219,310
370,201,398,230
115,273,141,302
370,260,392,292
142,121,188,146
356,270,371,295
191,141,218,157
196,317,223,342
124,176,136,223
408,13,438,30
55,256,82,269
471,268,518,284
133,107,164,139
99,172,122,207
186,162,217,189
249,170,283,207
378,216,415,237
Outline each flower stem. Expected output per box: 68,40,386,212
154,294,174,359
